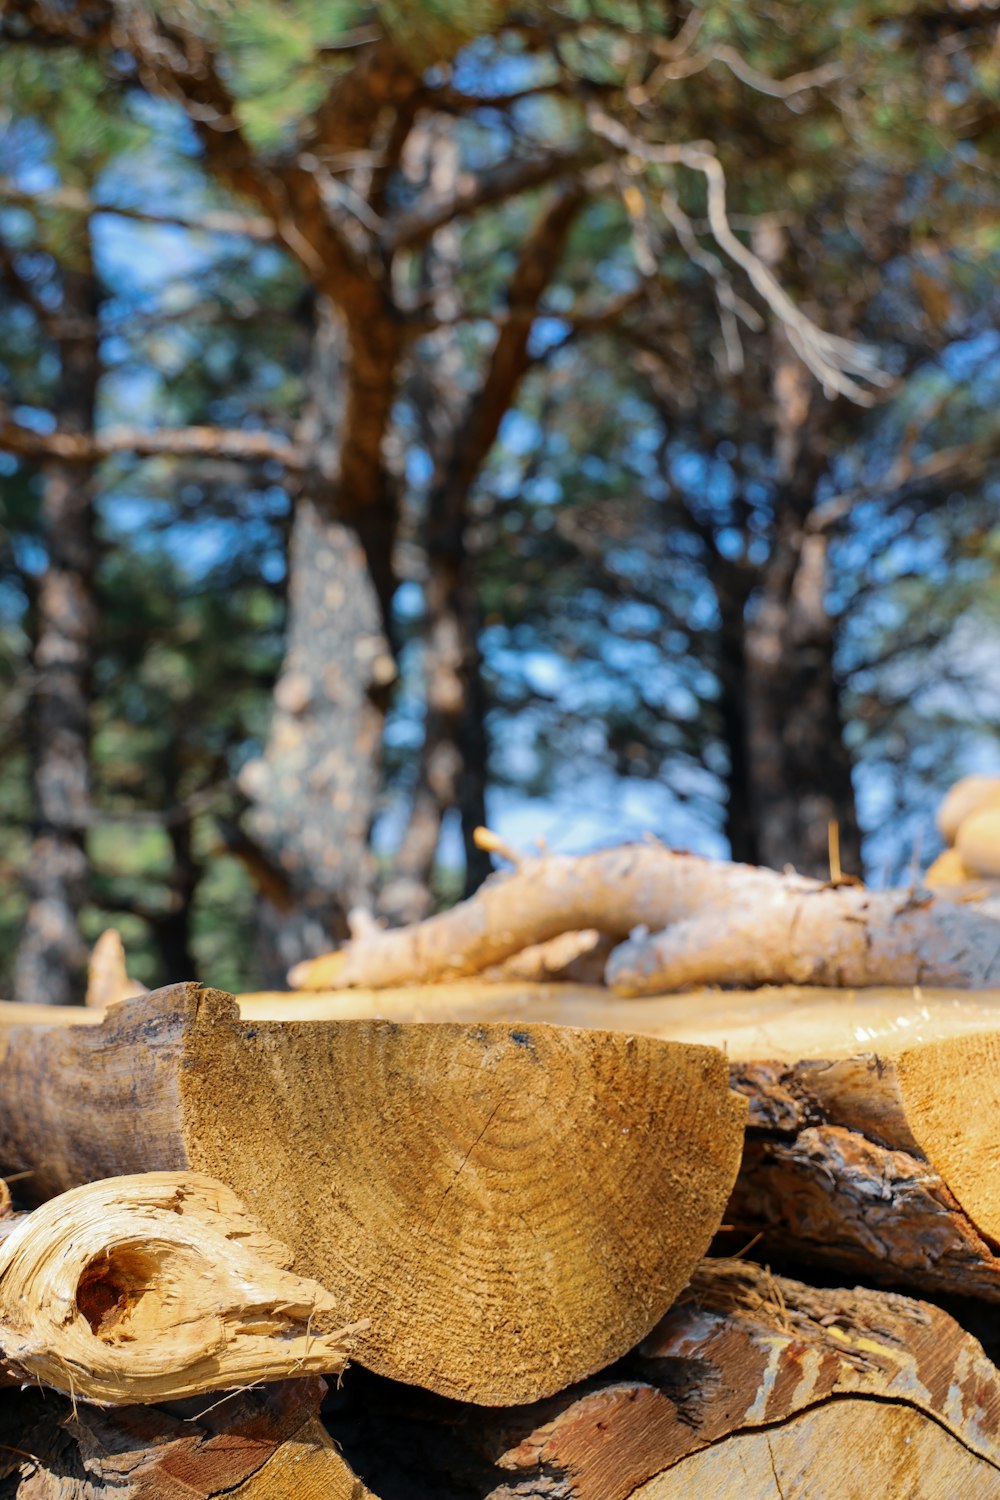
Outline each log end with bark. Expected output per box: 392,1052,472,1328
0,1172,363,1405
0,984,748,1406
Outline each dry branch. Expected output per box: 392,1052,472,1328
288,844,1000,994
327,1259,1000,1499
0,1173,361,1404
0,985,746,1406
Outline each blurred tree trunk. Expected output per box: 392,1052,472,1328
746,523,862,877
732,232,862,880
388,184,585,921
243,299,395,981
14,244,99,1006
711,555,759,867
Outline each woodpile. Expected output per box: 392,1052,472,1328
3,826,1000,1494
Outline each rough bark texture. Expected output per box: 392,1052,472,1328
14,251,100,1008
325,1259,1000,1499
0,984,746,1406
289,843,1000,993
0,1377,377,1499
724,1043,1000,1303
241,302,395,977
743,235,861,880
0,1173,360,1404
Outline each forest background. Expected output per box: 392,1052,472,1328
0,0,998,1005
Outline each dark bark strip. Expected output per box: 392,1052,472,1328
14,247,100,1006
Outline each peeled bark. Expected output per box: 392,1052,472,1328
15,253,100,1008
0,984,746,1406
0,1172,360,1404
2,1377,377,1499
327,1259,1000,1499
289,844,1000,993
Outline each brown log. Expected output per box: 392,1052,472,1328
1,1377,377,1498
0,985,746,1406
325,1259,1000,1499
288,844,1000,994
724,1038,1000,1302
0,1173,362,1405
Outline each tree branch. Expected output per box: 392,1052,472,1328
0,177,276,240
588,107,891,404
386,150,583,252
809,434,1000,533
0,412,304,469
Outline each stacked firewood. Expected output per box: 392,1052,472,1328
2,784,1000,1496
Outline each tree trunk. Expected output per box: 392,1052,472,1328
710,556,759,865
14,249,100,1006
746,524,862,879
0,984,745,1406
384,128,491,924
325,1259,1000,1500
741,228,862,880
242,300,395,979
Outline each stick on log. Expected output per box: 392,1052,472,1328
0,985,746,1406
288,845,1000,994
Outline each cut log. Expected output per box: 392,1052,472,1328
726,1038,1000,1302
245,986,1000,1304
325,1258,1000,1499
0,1172,362,1404
0,985,746,1406
288,844,1000,994
1,1377,378,1499
7,979,1000,1059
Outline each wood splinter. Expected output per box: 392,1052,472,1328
0,1172,366,1405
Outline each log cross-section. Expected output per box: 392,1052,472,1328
0,984,746,1405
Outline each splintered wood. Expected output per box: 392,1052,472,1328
1,1377,377,1499
0,1173,362,1404
0,985,746,1405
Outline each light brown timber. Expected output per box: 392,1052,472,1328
0,984,746,1406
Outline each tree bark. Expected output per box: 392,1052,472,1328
14,246,100,1007
325,1259,1000,1499
710,555,759,866
0,984,745,1406
242,301,395,978
746,523,863,879
2,1377,377,1499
